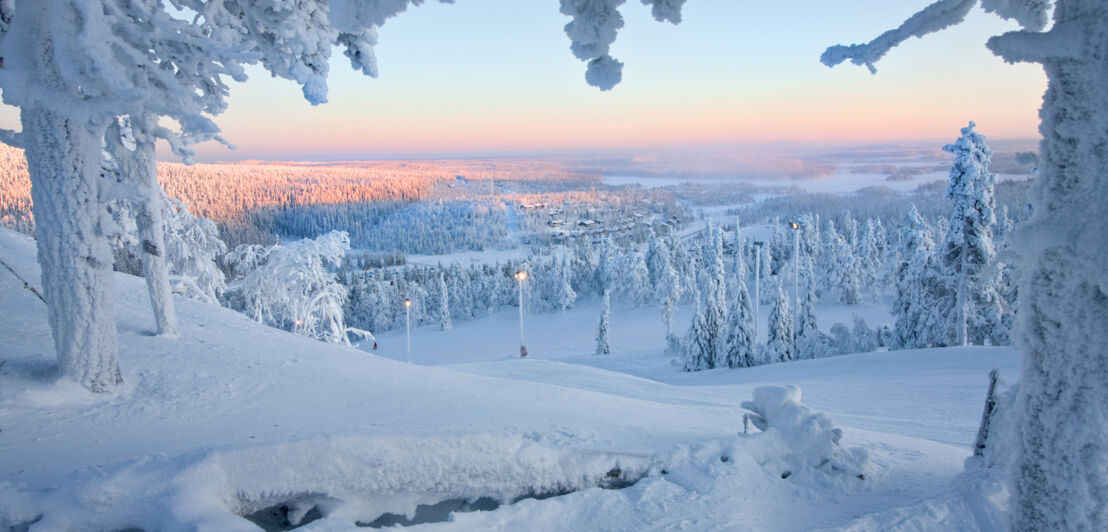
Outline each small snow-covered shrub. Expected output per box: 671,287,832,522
851,316,877,353
829,323,852,355
741,385,867,480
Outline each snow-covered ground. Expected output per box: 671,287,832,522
0,228,1019,530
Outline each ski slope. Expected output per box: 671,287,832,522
0,229,1020,530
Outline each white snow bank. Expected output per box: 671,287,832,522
0,434,652,530
741,385,868,480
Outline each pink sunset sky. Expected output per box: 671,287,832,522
0,1,1047,162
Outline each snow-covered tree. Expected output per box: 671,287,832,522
828,322,852,356
824,2,1107,527
436,271,452,331
647,233,681,336
673,234,700,305
617,249,650,306
829,229,863,305
0,0,453,390
596,236,618,295
556,256,578,313
161,195,226,306
850,315,877,353
891,205,942,350
571,237,598,294
596,288,611,355
724,266,757,368
937,122,1001,346
102,117,178,337
765,285,794,363
795,255,828,359
684,223,728,370
227,231,351,344
857,218,884,301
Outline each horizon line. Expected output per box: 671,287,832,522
168,136,1042,165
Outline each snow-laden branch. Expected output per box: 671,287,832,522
0,128,22,148
561,0,687,90
820,0,978,73
987,19,1084,63
561,0,626,91
641,0,686,24
981,0,1053,31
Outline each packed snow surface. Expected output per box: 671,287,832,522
0,228,1020,530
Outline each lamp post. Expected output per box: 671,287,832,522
403,298,412,363
515,270,528,357
790,221,800,349
753,241,763,341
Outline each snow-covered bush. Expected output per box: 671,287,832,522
741,385,868,480
162,195,227,305
851,316,877,353
829,323,852,356
104,189,227,305
225,231,351,344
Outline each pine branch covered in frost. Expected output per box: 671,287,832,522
560,0,626,90
641,0,686,23
820,0,977,73
560,0,686,89
980,0,1053,30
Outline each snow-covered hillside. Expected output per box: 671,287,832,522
0,228,1020,530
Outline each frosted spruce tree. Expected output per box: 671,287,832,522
723,254,757,368
765,285,794,363
858,218,884,301
823,2,1107,527
683,223,728,370
646,233,681,337
436,271,452,331
596,236,618,297
831,228,863,305
618,249,650,307
850,316,877,354
596,289,611,355
892,204,942,350
938,122,1002,346
794,255,827,359
556,256,578,313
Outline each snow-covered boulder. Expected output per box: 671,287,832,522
741,385,867,479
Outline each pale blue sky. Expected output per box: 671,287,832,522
0,1,1048,161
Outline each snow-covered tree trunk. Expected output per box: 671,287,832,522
988,4,1108,528
23,105,121,391
14,8,122,391
106,116,178,337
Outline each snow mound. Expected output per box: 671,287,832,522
0,434,652,530
741,385,869,480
